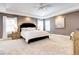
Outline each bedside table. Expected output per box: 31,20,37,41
12,31,20,40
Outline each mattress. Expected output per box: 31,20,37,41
21,30,49,43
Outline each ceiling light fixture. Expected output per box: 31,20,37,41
38,3,51,10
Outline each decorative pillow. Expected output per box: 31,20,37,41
21,27,36,31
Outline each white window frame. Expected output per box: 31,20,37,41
45,20,50,32
3,16,17,39
37,19,44,31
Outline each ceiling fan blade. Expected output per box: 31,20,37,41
38,3,52,10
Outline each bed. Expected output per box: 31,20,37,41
20,23,49,44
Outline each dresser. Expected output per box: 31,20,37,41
73,32,79,55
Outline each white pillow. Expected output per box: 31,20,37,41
21,27,36,31
70,32,74,37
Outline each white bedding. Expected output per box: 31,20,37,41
21,30,49,42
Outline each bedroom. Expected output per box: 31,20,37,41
0,3,79,55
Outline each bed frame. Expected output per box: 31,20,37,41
20,23,49,44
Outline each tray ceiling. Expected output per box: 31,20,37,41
0,3,79,19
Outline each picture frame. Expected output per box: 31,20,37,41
55,16,65,28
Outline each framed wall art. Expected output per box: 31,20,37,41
55,16,65,28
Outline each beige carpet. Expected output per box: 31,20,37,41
0,34,73,55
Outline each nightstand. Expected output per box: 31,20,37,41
12,31,20,40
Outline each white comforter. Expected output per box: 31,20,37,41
21,30,49,42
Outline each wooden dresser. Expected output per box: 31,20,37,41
73,32,79,55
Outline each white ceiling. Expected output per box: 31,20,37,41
0,3,79,19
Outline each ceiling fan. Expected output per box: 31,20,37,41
38,3,52,10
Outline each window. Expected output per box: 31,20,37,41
3,16,17,39
45,20,50,32
37,19,50,32
37,19,44,31
5,17,17,34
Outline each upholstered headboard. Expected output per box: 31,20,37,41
20,23,36,32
